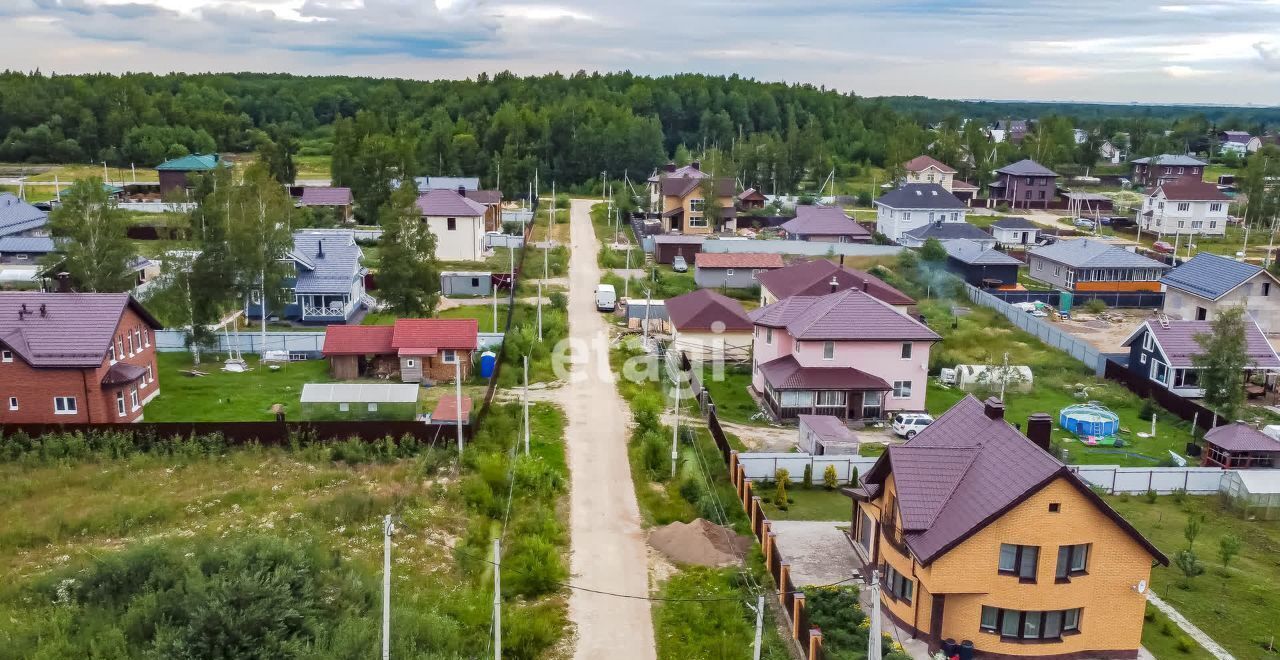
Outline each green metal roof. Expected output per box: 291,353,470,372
155,153,220,171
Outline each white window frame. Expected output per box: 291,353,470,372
725,268,735,277
116,391,127,417
368,402,378,412
53,396,77,415
406,358,416,368
892,380,912,399
442,349,458,364
339,402,350,412
1210,203,1223,213
146,365,154,384
822,341,834,360
7,396,17,411
446,217,457,230
130,388,140,411
1142,332,1154,352
901,342,912,360
1,349,11,363
765,327,773,344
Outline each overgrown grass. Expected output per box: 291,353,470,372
699,366,763,424
653,562,790,660
1109,494,1280,659
146,352,334,422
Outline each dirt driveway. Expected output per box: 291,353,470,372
770,520,860,587
563,199,656,660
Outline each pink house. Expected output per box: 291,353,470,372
749,289,939,421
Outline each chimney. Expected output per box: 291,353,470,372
56,272,71,293
1027,413,1053,453
316,240,325,259
457,185,467,197
690,161,701,171
862,280,869,292
983,397,1005,420
39,303,46,317
829,276,839,293
664,162,676,173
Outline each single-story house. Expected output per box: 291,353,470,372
0,193,48,239
757,259,915,310
989,216,1040,248
797,414,859,455
1122,318,1280,398
155,153,221,196
899,221,996,249
737,187,767,210
665,288,753,362
693,252,784,289
322,318,479,383
0,236,57,264
941,239,1023,288
1027,239,1169,293
298,186,354,223
780,205,871,243
1201,423,1280,469
1162,252,1280,332
653,234,704,265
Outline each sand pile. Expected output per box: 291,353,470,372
649,518,751,567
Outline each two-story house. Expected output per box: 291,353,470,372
1219,130,1262,155
0,292,162,424
756,259,916,309
874,184,967,242
1139,180,1230,237
1162,252,1280,332
781,205,872,243
988,159,1059,209
1129,154,1207,188
1122,318,1280,397
902,155,959,192
846,396,1167,658
321,318,478,383
749,288,939,421
0,193,49,239
417,187,489,262
248,230,367,325
1027,239,1169,295
647,162,736,234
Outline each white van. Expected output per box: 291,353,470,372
595,284,617,312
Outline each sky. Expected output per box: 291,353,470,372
4,0,1280,105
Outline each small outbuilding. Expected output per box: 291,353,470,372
797,414,859,455
665,288,753,362
1202,423,1280,469
299,186,354,223
299,383,420,421
954,363,1034,392
1220,469,1280,520
693,251,784,289
441,271,493,296
653,234,705,265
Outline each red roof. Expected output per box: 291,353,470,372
322,325,395,355
1157,180,1229,202
299,187,352,206
694,252,784,269
391,318,479,353
903,155,957,174
665,289,753,332
432,395,473,423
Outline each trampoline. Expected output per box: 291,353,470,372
1059,402,1120,437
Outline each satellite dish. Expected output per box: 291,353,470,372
1135,580,1147,594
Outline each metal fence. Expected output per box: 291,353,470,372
986,288,1165,309
1070,465,1226,494
699,240,903,258
964,284,1107,375
0,420,462,444
154,330,505,356
736,453,879,484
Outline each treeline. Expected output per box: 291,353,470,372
883,96,1280,130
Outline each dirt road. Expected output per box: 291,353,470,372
563,199,656,660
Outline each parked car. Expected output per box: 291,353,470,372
595,284,616,312
892,413,934,439
1152,241,1175,254
672,255,688,272
1073,218,1096,230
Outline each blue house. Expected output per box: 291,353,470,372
247,230,368,324
1121,318,1280,398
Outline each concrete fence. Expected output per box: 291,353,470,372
699,240,903,258
964,283,1107,375
736,452,880,484
119,201,195,213
1070,465,1227,495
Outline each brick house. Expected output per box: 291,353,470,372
322,318,478,383
846,396,1167,658
1129,154,1206,188
647,162,736,234
0,292,162,424
988,159,1059,209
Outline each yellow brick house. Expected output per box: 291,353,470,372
647,162,736,234
846,396,1167,659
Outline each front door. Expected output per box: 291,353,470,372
929,594,946,650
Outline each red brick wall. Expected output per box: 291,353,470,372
0,306,159,424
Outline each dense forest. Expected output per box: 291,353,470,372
882,96,1280,129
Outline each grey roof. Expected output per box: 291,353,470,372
1124,319,1280,369
0,292,161,368
902,222,993,242
780,205,870,237
1130,154,1207,166
862,396,1166,565
416,188,486,217
990,216,1040,230
799,414,858,444
875,183,966,210
288,231,364,295
749,288,939,342
299,187,352,206
0,193,48,237
653,234,706,245
996,159,1058,177
1162,252,1265,300
1029,238,1169,270
942,239,1023,266
0,236,56,253
1204,423,1280,452
424,177,480,191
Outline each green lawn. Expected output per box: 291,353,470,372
760,487,851,521
146,352,333,421
699,367,761,424
1109,495,1280,660
437,303,510,333
294,154,331,180
1142,604,1215,660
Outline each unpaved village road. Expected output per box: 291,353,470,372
564,198,656,660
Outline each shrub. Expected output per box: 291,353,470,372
849,466,860,487
503,536,567,598
1138,399,1156,421
774,469,790,510
1171,487,1187,503
641,430,668,478
802,464,813,490
1083,298,1108,315
823,465,839,491
549,291,568,310
1174,549,1204,587
1145,488,1158,503
1176,636,1194,653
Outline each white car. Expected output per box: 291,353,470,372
892,413,934,439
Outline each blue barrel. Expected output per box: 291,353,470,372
479,351,497,378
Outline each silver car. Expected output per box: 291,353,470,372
671,255,688,272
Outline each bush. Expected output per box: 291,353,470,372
1145,488,1158,504
1175,636,1195,653
503,536,567,598
774,469,790,510
823,465,839,491
1171,487,1187,503
1138,399,1156,421
802,464,813,490
549,291,568,310
1084,298,1108,314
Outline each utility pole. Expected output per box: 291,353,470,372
523,355,530,455
492,285,498,332
671,374,681,480
751,595,765,660
999,351,1010,402
493,537,502,660
537,281,543,340
455,359,464,454
382,514,394,660
624,249,631,299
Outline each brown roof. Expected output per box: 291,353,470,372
0,292,161,368
101,361,147,386
756,259,915,306
391,319,479,353
464,189,503,205
1204,423,1280,452
694,252,784,270
416,188,487,217
950,179,978,192
758,354,890,391
660,175,734,198
749,288,938,342
665,289,752,333
737,187,767,201
862,395,1168,565
903,155,957,174
299,187,352,206
1157,180,1230,202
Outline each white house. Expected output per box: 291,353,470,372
874,183,967,242
988,216,1040,248
1162,252,1280,333
1220,131,1262,155
1139,180,1230,237
416,188,488,262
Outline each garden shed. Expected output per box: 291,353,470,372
954,364,1034,392
300,383,420,421
1219,469,1280,520
441,271,493,296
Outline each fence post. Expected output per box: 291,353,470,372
730,451,740,488
765,530,777,568
751,496,762,537
743,480,752,510
809,629,823,660
778,565,791,605
792,593,805,639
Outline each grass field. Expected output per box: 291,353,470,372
295,154,331,180
1108,494,1280,660
760,487,852,521
145,352,333,422
699,367,763,424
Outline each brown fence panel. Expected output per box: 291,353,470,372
783,573,797,612
0,420,459,445
1103,359,1217,432
706,410,732,465
796,601,811,649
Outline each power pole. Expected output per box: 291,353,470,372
455,359,464,454
999,351,1010,402
492,285,498,333
671,374,681,480
382,514,394,660
536,281,543,341
751,595,765,660
523,355,530,455
493,537,502,660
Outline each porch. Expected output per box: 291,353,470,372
757,355,890,422
298,293,358,322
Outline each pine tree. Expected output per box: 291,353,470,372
377,179,440,316
46,177,132,292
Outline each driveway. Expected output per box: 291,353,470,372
769,520,859,587
563,198,656,660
